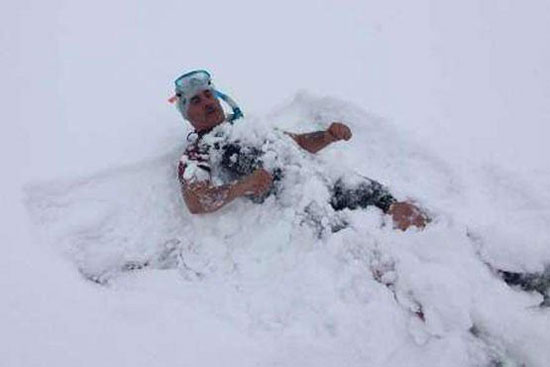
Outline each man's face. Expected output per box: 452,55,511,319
186,89,226,132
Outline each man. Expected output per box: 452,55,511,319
172,70,427,231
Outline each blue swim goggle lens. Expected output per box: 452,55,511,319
174,70,211,91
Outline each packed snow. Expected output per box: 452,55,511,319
24,94,550,366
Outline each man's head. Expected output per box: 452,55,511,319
174,70,226,132
185,89,226,132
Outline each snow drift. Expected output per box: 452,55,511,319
25,93,550,366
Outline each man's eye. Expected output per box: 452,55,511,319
191,97,200,104
204,90,212,98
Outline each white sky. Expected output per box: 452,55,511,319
3,0,550,182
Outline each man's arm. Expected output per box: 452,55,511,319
286,122,352,154
183,182,242,214
182,169,273,214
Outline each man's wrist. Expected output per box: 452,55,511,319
229,180,245,198
324,130,338,143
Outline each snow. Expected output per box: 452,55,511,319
20,94,550,366
3,1,550,366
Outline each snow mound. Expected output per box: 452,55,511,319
25,93,550,366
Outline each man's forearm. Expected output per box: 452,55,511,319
185,169,272,214
184,182,243,214
286,131,335,154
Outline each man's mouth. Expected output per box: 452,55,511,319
205,106,218,116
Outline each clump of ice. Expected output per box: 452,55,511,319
25,93,550,367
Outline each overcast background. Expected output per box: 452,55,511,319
4,0,550,181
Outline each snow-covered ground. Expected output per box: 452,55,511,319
3,1,550,366
20,93,550,366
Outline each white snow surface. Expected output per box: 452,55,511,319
23,94,550,366
4,1,550,366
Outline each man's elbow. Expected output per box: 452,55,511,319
187,204,204,214
183,193,206,214
186,199,208,214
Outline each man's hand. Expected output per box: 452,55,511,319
326,122,352,142
387,201,429,231
285,122,352,154
236,168,273,197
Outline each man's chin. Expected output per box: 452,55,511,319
205,111,225,125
